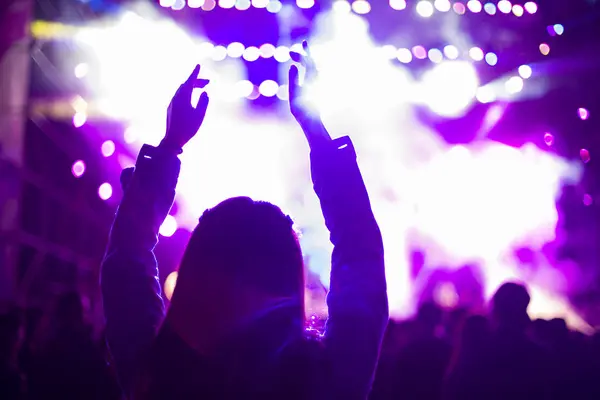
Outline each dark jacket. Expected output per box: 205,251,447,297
101,136,388,399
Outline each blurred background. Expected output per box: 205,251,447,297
1,0,600,334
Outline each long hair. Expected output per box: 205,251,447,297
175,196,306,319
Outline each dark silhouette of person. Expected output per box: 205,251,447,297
391,302,452,400
483,282,551,399
444,315,491,400
27,292,120,400
102,45,388,399
0,308,24,400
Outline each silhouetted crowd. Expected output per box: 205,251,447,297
2,285,600,399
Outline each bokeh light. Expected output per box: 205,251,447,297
352,0,371,14
390,0,407,10
512,4,524,17
266,0,282,13
428,48,444,63
226,42,245,58
518,65,532,79
443,45,459,60
467,0,482,13
554,24,564,36
74,63,89,78
524,1,537,14
101,140,116,157
72,112,87,128
219,0,235,8
497,0,511,13
71,160,86,178
235,0,251,10
505,76,524,94
212,45,227,61
583,194,593,206
578,108,589,121
98,183,113,201
160,215,178,237
397,48,413,63
484,2,496,14
421,61,479,117
544,133,554,146
540,43,550,55
274,46,291,62
469,47,484,61
259,80,279,97
453,2,466,14
412,45,427,59
160,0,176,7
164,271,178,301
580,149,591,164
434,0,451,12
485,52,498,66
259,43,276,58
296,0,314,9
416,1,435,17
243,46,261,61
334,0,352,13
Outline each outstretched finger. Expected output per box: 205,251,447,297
185,64,201,85
195,91,209,122
193,78,210,89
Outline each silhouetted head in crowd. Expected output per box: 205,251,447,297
170,197,305,339
491,282,531,332
415,302,443,337
55,292,84,330
0,310,22,364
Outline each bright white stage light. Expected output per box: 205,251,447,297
421,61,479,117
416,1,434,17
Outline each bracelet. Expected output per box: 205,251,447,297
159,138,183,155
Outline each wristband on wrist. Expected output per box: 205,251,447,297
159,138,183,155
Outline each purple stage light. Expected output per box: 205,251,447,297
390,0,407,10
412,45,427,59
73,112,87,128
101,140,116,157
416,1,434,17
397,48,413,63
484,2,496,14
498,0,511,14
71,160,86,178
434,0,451,12
453,2,466,14
98,183,113,201
578,108,589,121
467,0,482,13
524,1,537,14
512,4,524,17
352,0,371,14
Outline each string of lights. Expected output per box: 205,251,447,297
160,0,540,18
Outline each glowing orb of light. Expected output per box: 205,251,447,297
421,61,479,117
164,271,178,301
101,140,116,157
71,160,86,178
98,183,113,201
160,215,178,237
416,1,435,17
